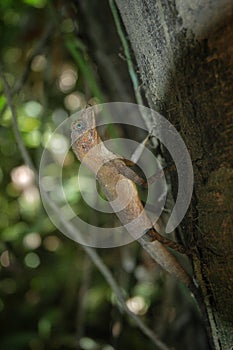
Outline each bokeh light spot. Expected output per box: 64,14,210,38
23,232,41,250
43,236,60,252
0,250,10,267
31,54,47,72
126,296,147,315
58,66,77,93
11,165,34,190
24,101,43,117
24,252,40,268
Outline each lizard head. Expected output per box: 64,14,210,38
71,106,96,143
71,106,100,160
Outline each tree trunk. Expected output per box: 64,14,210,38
115,1,233,349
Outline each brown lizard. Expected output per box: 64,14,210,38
71,106,195,291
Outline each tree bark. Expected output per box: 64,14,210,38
115,1,233,349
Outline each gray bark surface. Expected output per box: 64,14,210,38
115,1,233,349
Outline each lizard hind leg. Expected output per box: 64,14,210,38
144,227,188,255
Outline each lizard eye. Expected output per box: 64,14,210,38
76,123,82,130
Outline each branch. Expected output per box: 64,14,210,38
0,68,37,175
0,69,171,350
75,256,92,346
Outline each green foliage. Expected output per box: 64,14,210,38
0,1,208,350
23,0,47,8
0,2,128,348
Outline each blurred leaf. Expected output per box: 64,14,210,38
18,115,41,132
23,0,47,9
38,317,51,338
1,221,28,241
0,95,6,110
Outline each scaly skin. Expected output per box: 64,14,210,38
71,107,194,290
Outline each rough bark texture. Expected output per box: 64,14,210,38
115,1,233,349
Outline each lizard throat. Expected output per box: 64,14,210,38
72,129,101,161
